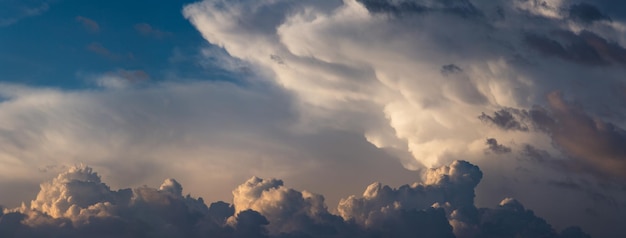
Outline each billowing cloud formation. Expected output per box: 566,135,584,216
1,161,591,238
231,176,331,234
1,0,625,237
0,78,427,212
183,0,626,175
338,161,481,227
181,1,626,236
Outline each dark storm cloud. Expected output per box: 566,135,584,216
0,161,592,238
485,138,511,154
546,179,583,190
476,198,591,238
543,92,626,180
525,30,626,66
356,0,482,17
479,108,529,131
577,0,626,21
441,64,463,75
370,208,455,238
568,3,611,24
491,95,626,180
520,144,558,165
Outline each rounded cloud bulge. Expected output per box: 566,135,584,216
183,0,626,237
1,161,592,238
184,0,626,171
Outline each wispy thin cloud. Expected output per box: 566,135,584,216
86,42,134,61
134,23,172,39
0,1,50,27
75,16,99,33
96,69,150,89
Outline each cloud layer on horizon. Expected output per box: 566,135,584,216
1,161,591,238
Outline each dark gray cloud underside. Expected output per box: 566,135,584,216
356,0,482,17
0,161,592,238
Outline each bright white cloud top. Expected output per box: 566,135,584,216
1,0,626,237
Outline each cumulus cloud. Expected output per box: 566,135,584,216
183,0,626,171
182,1,626,236
0,161,591,238
0,79,419,219
1,165,232,238
338,160,482,236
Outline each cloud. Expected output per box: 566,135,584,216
182,0,521,169
183,0,626,170
2,164,232,238
476,198,558,238
230,176,351,236
135,23,172,39
0,1,51,27
90,69,150,89
542,91,626,180
338,160,482,236
524,30,626,66
87,42,134,61
485,138,511,154
568,3,611,24
182,1,626,236
357,0,481,17
76,16,100,33
1,0,625,237
0,161,593,238
479,108,530,132
0,78,424,221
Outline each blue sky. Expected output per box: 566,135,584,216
0,0,236,88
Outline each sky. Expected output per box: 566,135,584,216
0,0,626,237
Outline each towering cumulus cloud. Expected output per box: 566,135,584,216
183,0,626,172
183,1,626,236
1,161,591,238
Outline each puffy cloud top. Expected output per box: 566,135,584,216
182,2,626,235
28,165,124,219
231,176,330,234
1,161,592,238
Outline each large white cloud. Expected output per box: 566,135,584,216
183,0,626,236
183,0,626,169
